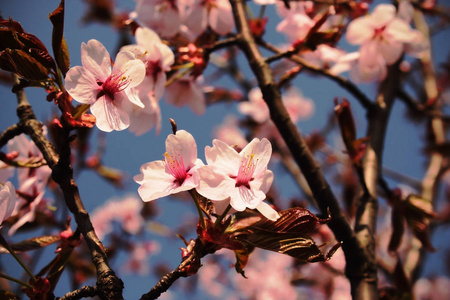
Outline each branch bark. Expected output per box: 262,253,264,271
229,1,374,298
11,76,124,300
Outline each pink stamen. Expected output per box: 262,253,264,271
97,71,131,101
235,153,257,189
164,150,190,185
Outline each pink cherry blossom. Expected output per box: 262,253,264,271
134,0,182,38
121,27,174,100
233,249,296,299
282,86,315,123
213,115,248,150
91,195,145,240
128,91,162,136
276,10,314,43
134,130,204,202
0,182,17,226
120,27,174,135
121,241,161,275
182,0,235,36
196,138,279,220
65,39,146,132
330,51,387,83
346,3,425,69
238,88,270,123
165,75,206,115
6,133,52,235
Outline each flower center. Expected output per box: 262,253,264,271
235,153,256,189
164,150,190,185
146,60,163,83
97,71,130,101
372,26,386,40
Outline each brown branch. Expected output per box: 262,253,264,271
229,1,374,299
140,238,211,300
0,124,22,150
57,286,98,300
12,76,124,299
258,39,374,110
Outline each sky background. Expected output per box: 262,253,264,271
0,0,449,299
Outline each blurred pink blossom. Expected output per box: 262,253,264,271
165,75,206,115
134,130,204,202
234,249,297,299
182,0,235,36
0,182,17,226
413,277,450,300
121,241,160,275
134,0,182,38
238,88,270,124
91,195,145,240
213,115,248,150
6,134,52,235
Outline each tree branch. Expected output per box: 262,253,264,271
12,76,124,299
258,39,374,110
57,286,98,300
229,1,372,298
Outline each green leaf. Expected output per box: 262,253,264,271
0,235,60,253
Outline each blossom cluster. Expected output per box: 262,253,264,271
134,130,280,220
0,133,52,235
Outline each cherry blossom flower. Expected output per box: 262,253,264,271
182,0,235,36
121,27,174,100
65,39,146,132
238,86,315,124
346,3,426,75
0,182,17,226
134,0,182,38
91,195,145,240
120,27,174,135
134,130,204,202
121,241,160,275
233,249,296,299
128,91,162,136
213,115,248,150
330,51,387,83
165,75,206,115
196,138,279,220
6,133,52,235
238,88,270,123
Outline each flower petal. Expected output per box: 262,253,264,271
205,139,241,175
165,130,198,168
65,66,99,104
90,96,130,132
256,201,280,221
196,166,234,201
81,39,111,81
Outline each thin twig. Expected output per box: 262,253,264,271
258,39,374,110
12,74,124,300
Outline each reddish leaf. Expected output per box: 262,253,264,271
0,49,51,80
334,98,369,164
231,208,332,263
233,246,253,278
0,235,60,253
0,18,48,52
49,0,70,76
